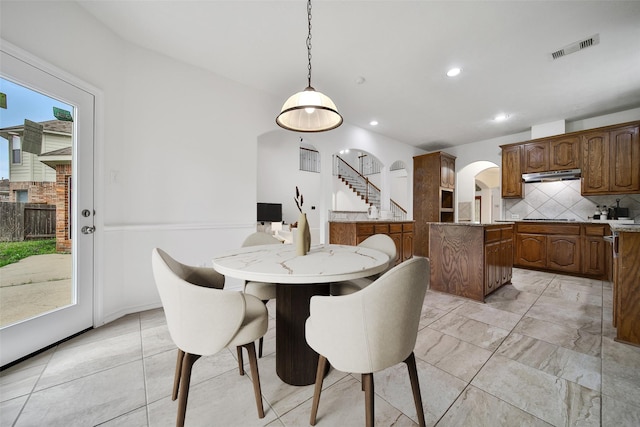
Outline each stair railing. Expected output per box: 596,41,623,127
334,155,380,205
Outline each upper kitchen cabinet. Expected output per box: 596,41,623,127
523,136,580,173
501,145,523,198
582,123,640,195
523,142,548,173
413,151,456,257
549,136,580,170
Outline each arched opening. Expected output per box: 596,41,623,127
457,161,500,223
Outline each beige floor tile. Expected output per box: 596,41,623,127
497,333,601,391
0,395,28,426
35,330,143,391
18,360,147,426
278,375,415,427
414,327,492,382
97,407,148,427
483,284,539,315
601,336,640,407
143,347,240,404
601,394,640,427
373,357,467,425
428,312,510,351
514,316,602,357
526,295,602,335
471,354,600,426
437,385,552,426
423,290,467,312
0,351,50,401
147,368,278,427
451,301,523,331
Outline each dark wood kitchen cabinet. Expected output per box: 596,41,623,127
581,123,640,195
501,121,639,198
523,142,548,173
429,223,513,302
583,224,610,278
523,136,580,173
413,151,456,257
501,145,523,198
549,136,580,170
514,222,609,279
614,229,640,346
515,222,581,274
329,221,414,266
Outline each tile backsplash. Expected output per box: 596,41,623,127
503,180,640,222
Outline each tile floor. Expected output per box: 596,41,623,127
2,268,640,426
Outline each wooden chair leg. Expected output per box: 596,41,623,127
172,349,185,401
363,373,374,427
176,352,200,427
404,352,426,427
237,346,245,376
258,300,268,358
242,342,265,418
310,355,328,426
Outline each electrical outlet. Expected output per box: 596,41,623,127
511,214,520,219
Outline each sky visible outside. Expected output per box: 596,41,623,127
0,78,73,180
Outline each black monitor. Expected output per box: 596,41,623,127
257,202,282,223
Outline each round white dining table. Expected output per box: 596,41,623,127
212,243,390,386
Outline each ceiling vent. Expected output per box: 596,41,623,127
551,34,600,60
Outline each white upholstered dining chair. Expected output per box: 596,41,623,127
330,233,398,296
306,256,429,427
241,231,282,357
151,248,268,427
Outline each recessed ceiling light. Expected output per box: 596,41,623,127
494,113,510,122
369,120,378,126
446,68,462,77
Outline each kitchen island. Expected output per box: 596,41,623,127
429,222,514,302
610,223,640,346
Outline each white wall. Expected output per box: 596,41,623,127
1,0,425,325
2,1,278,323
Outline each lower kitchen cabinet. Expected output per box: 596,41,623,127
583,224,610,278
614,230,640,346
429,223,513,302
329,221,414,266
514,222,608,279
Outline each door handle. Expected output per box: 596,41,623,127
81,226,96,234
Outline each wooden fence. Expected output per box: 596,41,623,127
0,202,56,242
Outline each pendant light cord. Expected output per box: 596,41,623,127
306,0,313,88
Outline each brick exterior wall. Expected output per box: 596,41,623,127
8,181,57,203
55,164,72,253
7,164,72,253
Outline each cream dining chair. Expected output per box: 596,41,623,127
241,231,282,357
330,234,398,296
306,256,429,427
151,248,268,427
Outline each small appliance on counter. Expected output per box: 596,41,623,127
608,199,629,220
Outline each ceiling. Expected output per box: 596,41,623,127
76,1,640,151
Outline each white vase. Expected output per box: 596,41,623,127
296,213,311,256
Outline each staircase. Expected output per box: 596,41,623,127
334,156,407,220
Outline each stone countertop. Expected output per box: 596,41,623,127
429,222,515,227
328,219,414,223
610,223,640,232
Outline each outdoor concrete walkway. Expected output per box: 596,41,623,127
0,254,72,327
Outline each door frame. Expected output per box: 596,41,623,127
0,40,104,366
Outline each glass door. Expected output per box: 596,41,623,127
0,48,95,366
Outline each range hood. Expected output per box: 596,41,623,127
522,168,581,183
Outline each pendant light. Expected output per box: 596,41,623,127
276,0,343,133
